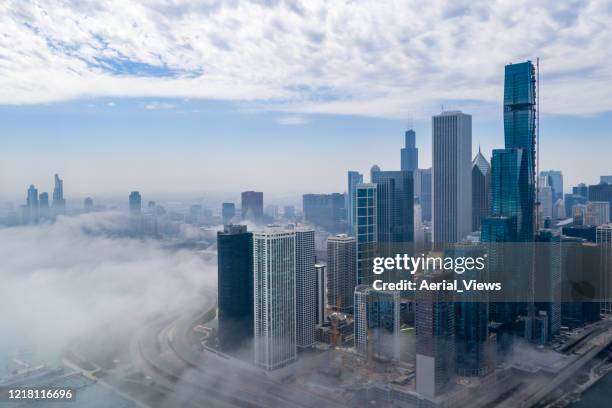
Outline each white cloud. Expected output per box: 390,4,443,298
277,115,308,125
144,101,176,110
0,0,611,118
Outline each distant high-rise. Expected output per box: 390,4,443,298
539,185,554,225
39,192,49,218
222,202,236,223
241,191,263,221
354,183,377,285
401,129,418,172
302,193,345,233
347,171,364,231
253,227,297,370
584,201,610,226
129,191,142,215
415,272,455,398
573,183,589,199
420,168,432,222
295,228,317,349
83,197,93,212
588,183,612,216
564,193,587,218
540,170,563,200
354,285,400,361
597,224,612,315
535,229,563,338
52,174,66,212
326,234,357,313
600,176,612,184
432,111,472,246
25,184,39,223
472,149,491,232
217,225,253,353
283,205,295,219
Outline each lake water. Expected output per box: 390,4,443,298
570,371,612,407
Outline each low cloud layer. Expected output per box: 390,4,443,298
1,1,611,117
0,212,216,361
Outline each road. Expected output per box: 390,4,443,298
131,290,345,408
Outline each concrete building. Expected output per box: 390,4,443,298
432,111,472,246
295,228,317,349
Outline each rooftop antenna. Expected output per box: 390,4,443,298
406,113,414,130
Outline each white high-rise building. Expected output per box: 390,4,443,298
585,201,610,226
253,227,297,370
432,111,472,246
597,224,612,315
295,228,316,349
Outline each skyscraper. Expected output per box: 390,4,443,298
432,111,472,246
371,168,414,255
217,225,253,353
415,272,455,398
535,229,563,338
588,183,612,215
472,149,491,232
584,201,610,226
241,191,263,221
295,228,316,349
315,262,326,326
354,285,400,361
401,129,418,172
39,192,49,218
326,234,357,313
25,184,39,223
52,174,66,213
540,170,563,200
222,202,236,223
502,61,537,240
573,183,589,199
539,185,554,225
600,176,612,184
129,191,142,215
253,227,297,370
355,183,377,285
597,224,612,315
420,168,432,222
302,193,345,233
447,244,489,377
83,197,93,212
347,171,364,231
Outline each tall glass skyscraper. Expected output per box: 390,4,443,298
217,225,253,353
52,173,66,212
347,171,364,232
400,129,418,172
355,183,377,285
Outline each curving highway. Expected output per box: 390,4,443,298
131,290,345,408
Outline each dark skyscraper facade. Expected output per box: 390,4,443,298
217,225,253,353
302,193,345,233
371,169,414,249
400,129,418,172
52,173,66,212
129,191,142,215
472,149,491,232
588,183,612,214
222,202,235,223
420,168,432,222
500,61,537,241
241,191,263,220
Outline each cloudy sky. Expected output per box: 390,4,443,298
1,0,611,200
